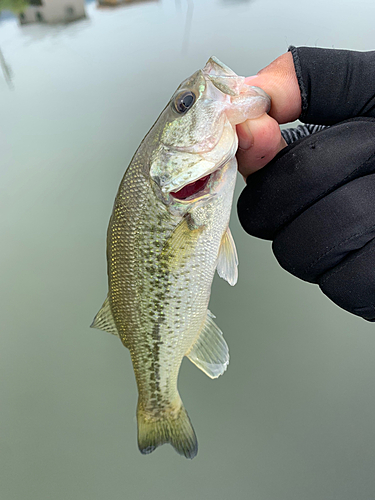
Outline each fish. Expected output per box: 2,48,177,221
91,57,270,459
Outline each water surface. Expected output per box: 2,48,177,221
1,1,375,499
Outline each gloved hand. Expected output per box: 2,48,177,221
237,47,375,321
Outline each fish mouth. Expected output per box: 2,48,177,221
167,124,238,204
171,174,211,200
169,143,236,203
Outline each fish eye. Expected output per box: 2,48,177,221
174,91,196,114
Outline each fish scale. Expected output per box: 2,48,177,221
92,57,270,458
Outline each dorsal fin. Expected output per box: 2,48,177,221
216,227,238,286
186,310,229,379
90,297,119,336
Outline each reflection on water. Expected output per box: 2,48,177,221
97,0,157,7
0,0,160,26
0,0,29,16
220,0,253,4
18,0,86,24
0,47,13,88
181,0,193,54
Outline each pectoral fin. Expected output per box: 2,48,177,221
162,217,202,272
186,310,229,379
216,227,238,286
90,297,119,336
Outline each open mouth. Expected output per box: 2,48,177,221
170,174,211,200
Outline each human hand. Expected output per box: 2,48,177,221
238,117,375,321
237,47,375,321
236,51,302,176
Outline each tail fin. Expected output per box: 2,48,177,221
137,403,198,459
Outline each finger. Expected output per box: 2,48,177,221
244,52,301,124
236,114,287,177
273,174,375,283
319,238,375,321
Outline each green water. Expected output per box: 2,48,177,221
1,1,375,498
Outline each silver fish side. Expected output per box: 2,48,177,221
92,56,271,459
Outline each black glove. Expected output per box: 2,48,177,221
237,117,375,321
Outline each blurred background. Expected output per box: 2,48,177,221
0,1,374,499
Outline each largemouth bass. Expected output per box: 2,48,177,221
92,57,270,459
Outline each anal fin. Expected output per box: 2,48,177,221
186,310,229,379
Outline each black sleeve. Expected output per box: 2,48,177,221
289,46,375,125
237,117,375,321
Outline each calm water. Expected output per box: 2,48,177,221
1,1,375,499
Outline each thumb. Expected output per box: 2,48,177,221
245,52,301,124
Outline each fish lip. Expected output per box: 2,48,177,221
168,151,235,204
166,130,238,201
